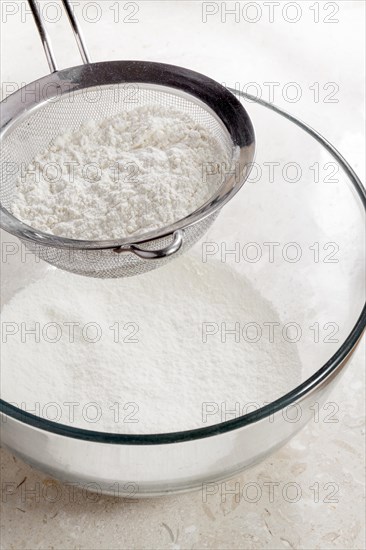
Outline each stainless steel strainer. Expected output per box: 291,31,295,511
0,0,255,278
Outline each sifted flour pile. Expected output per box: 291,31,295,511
11,106,230,240
0,255,302,433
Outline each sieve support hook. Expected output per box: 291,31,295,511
28,0,90,72
114,230,184,260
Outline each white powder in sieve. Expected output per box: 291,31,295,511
0,255,302,433
11,105,230,240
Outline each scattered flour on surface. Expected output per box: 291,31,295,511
0,254,302,433
11,105,230,240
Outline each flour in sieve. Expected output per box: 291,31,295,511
0,254,302,433
11,105,230,240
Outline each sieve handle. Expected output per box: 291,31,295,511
61,0,90,64
114,230,184,260
28,0,58,72
28,0,90,72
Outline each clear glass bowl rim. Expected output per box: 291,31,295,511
0,91,365,445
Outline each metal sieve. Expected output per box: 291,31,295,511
0,0,255,278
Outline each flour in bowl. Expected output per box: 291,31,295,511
0,255,302,434
11,105,230,240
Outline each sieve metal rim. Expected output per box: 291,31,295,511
0,60,255,251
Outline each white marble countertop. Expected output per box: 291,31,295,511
0,1,365,549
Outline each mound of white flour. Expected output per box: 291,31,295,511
11,106,229,240
0,255,302,433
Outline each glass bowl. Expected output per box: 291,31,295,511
0,92,365,497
